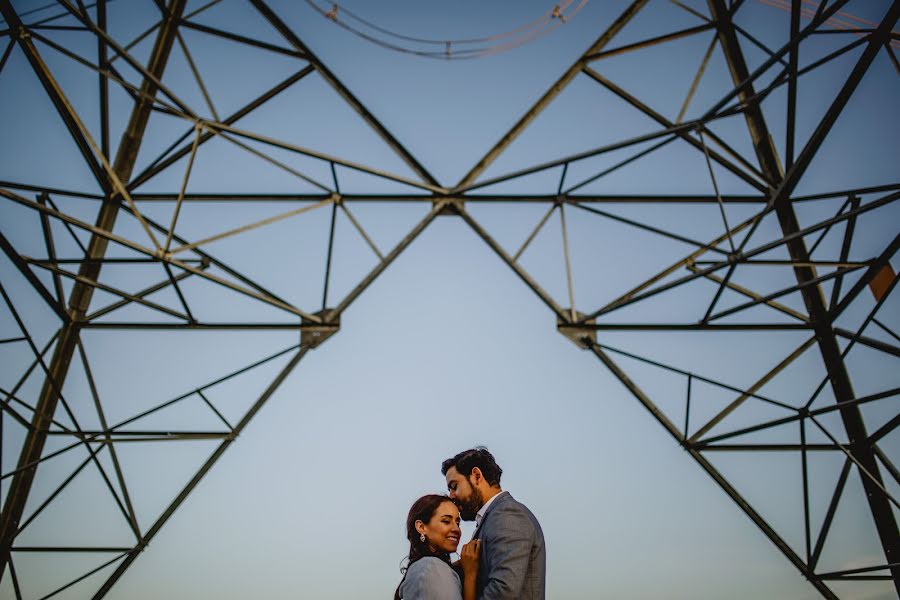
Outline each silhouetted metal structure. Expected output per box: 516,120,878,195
0,0,897,598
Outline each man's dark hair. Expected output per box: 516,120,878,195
442,447,503,487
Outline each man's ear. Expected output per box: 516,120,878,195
470,466,483,486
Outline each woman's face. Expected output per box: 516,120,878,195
418,501,462,553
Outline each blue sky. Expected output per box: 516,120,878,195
0,0,898,598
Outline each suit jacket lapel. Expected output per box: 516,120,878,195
471,491,508,539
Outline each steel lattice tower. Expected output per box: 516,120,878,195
0,0,898,598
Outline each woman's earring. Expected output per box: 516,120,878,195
419,533,426,542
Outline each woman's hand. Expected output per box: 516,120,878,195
460,539,481,600
459,539,480,576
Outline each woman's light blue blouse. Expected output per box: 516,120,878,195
399,556,462,600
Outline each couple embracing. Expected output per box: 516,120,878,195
395,447,546,600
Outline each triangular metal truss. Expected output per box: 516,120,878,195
0,0,898,598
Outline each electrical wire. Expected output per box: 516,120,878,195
303,0,589,59
758,0,899,49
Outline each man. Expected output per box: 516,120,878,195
442,447,545,600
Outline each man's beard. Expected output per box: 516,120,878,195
457,487,484,522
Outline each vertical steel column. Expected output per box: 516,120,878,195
0,0,187,577
708,0,900,591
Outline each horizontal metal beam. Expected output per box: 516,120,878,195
127,193,768,203
567,323,813,331
699,444,843,452
12,547,131,553
82,322,316,330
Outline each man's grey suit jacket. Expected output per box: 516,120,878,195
472,491,545,600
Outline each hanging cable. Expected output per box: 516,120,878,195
302,1,589,60
757,0,899,49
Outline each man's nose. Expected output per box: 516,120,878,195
448,490,457,499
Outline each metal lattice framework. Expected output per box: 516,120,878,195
0,0,898,598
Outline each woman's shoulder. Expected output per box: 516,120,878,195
407,556,455,577
400,557,461,599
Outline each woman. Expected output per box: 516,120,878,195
394,494,480,600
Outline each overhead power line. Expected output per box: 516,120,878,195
303,0,590,59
